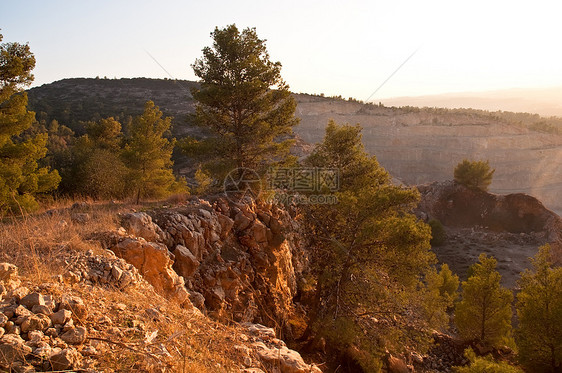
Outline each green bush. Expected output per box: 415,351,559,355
454,159,495,191
429,218,447,246
454,348,523,373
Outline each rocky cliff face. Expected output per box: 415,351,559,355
110,197,308,340
416,180,562,286
295,96,562,215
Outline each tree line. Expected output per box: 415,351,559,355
0,33,186,213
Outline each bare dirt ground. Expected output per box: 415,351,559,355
432,226,546,288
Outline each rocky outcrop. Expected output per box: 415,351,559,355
140,197,306,338
417,181,562,248
417,180,562,286
242,322,322,373
109,237,192,308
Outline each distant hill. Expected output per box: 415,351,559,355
381,86,562,117
27,78,562,214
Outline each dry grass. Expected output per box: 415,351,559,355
0,199,251,372
0,199,126,281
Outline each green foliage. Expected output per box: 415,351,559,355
421,264,459,330
123,101,187,202
454,159,495,191
453,348,523,373
63,117,127,199
303,120,440,366
430,263,459,306
428,218,447,246
306,120,389,191
0,34,60,214
438,263,460,305
516,244,562,373
190,24,299,178
455,254,513,347
193,165,212,195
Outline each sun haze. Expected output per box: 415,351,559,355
1,0,561,101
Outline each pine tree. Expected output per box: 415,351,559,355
302,120,442,368
123,101,186,203
189,24,299,178
454,159,495,191
516,244,562,373
0,34,60,214
455,253,513,347
68,117,127,199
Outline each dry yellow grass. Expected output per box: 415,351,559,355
0,199,250,372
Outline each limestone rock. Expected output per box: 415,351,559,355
31,304,52,315
60,326,87,344
121,212,165,242
234,211,253,231
19,292,45,309
0,263,19,289
173,245,200,279
252,341,322,373
50,347,82,371
188,290,205,310
0,314,7,327
59,295,88,321
0,334,32,367
110,238,193,308
217,214,234,238
20,314,51,333
51,309,72,325
243,323,276,339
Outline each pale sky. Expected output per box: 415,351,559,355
1,0,562,101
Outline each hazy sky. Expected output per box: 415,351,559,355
1,0,561,101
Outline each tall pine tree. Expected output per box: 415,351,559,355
189,24,299,179
123,101,186,203
516,244,562,373
0,34,60,214
455,253,513,348
301,120,443,369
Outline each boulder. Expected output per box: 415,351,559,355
31,304,52,315
111,238,192,308
234,211,253,231
51,309,72,325
20,314,51,333
173,245,200,279
121,212,165,242
252,341,322,373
